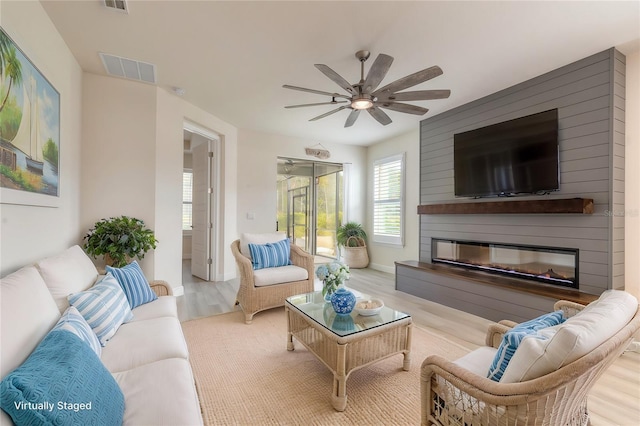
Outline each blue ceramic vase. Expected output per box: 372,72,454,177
330,286,356,315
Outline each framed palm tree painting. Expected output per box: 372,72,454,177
0,27,60,207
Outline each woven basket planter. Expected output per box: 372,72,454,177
343,237,369,268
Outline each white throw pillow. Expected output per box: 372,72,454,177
37,245,99,313
0,266,61,378
500,290,638,383
240,232,287,259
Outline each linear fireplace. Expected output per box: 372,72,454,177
431,239,578,289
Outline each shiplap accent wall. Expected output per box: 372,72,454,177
397,49,625,321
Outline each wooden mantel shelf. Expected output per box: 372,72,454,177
417,198,594,215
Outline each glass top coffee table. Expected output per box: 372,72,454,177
285,291,412,411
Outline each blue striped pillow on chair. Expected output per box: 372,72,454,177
106,261,158,309
487,310,565,382
248,238,292,270
68,274,134,346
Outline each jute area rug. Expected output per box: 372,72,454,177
182,308,470,426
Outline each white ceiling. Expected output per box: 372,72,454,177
41,1,639,146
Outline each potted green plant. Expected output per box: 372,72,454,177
336,222,369,268
83,216,158,268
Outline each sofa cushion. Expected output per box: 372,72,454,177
113,358,203,426
36,245,99,313
129,296,178,322
501,290,638,383
253,265,309,287
106,260,158,309
249,238,292,270
240,232,287,259
0,266,60,378
52,306,101,357
68,274,134,346
487,310,565,382
100,317,189,373
0,330,124,426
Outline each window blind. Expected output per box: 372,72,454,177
373,154,404,245
183,171,193,231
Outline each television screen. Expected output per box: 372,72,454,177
454,109,559,197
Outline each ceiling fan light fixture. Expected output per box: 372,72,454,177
351,95,373,110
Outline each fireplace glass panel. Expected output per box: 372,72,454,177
432,239,578,288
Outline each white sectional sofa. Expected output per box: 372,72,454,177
0,245,203,425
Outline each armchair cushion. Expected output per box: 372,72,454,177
487,310,565,382
240,232,287,259
253,265,309,287
501,290,637,383
248,239,292,270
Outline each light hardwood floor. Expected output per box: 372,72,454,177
177,263,640,425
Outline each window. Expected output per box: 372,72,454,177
182,171,193,231
373,154,404,246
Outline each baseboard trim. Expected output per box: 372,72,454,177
172,286,185,297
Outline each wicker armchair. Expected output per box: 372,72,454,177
421,300,640,426
231,239,314,324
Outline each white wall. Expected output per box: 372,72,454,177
236,129,367,236
81,76,238,288
625,49,640,300
80,74,158,277
366,129,420,273
0,1,83,276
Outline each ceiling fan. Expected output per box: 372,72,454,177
283,50,450,127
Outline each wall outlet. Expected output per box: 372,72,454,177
246,212,255,220
627,341,640,353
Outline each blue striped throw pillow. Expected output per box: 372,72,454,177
248,238,292,270
487,310,565,382
106,261,157,309
68,274,134,346
52,306,101,357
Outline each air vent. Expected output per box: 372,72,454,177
104,0,128,13
99,53,157,84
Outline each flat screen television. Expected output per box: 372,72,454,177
454,109,559,198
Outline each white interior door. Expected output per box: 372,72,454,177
191,139,211,280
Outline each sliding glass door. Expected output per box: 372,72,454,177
277,158,343,258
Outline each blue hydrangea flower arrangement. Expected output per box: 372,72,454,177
316,262,350,299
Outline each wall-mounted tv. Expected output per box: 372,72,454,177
454,109,559,198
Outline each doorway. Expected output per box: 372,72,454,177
276,157,344,258
182,125,219,281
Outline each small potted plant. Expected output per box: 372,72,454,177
336,222,369,268
83,216,157,268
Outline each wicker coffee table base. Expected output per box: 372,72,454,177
285,305,412,411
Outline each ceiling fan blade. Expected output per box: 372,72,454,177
362,54,393,93
373,66,443,95
285,101,348,109
344,109,360,127
367,106,392,126
378,102,429,115
314,64,357,96
309,105,349,121
377,89,451,102
282,84,351,100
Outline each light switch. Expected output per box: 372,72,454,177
247,212,255,220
